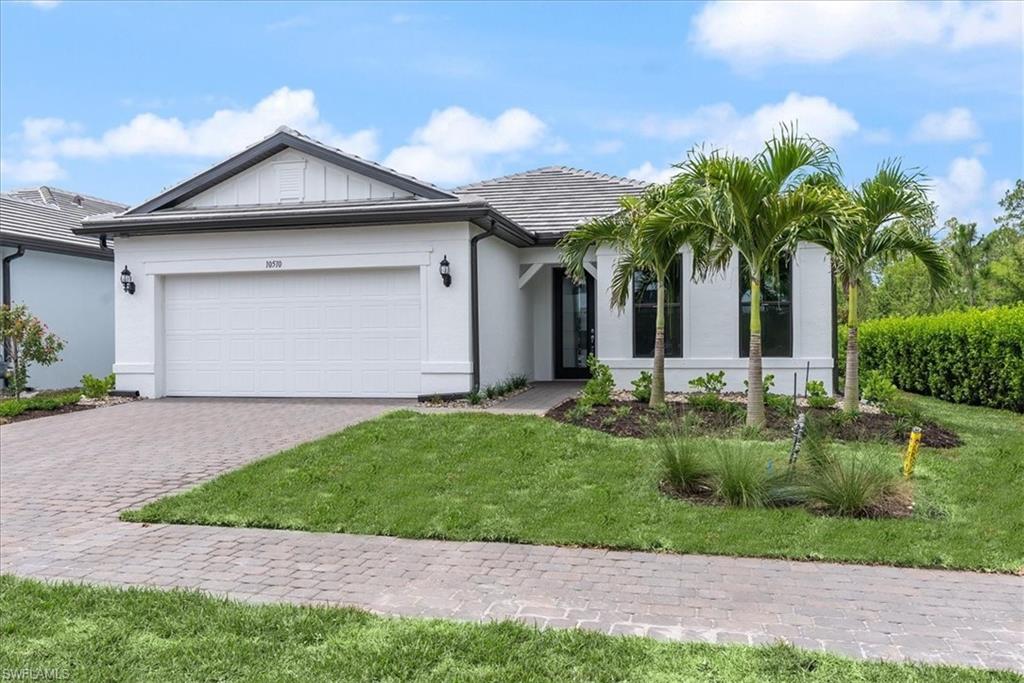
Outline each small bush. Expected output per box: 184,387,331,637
808,395,837,409
612,405,631,420
805,380,835,408
81,373,116,399
566,402,593,422
743,373,776,393
467,391,483,405
579,355,614,408
861,370,898,407
766,393,796,416
657,430,712,494
631,371,652,403
0,390,81,418
507,374,529,391
689,371,726,394
686,392,730,411
803,454,904,517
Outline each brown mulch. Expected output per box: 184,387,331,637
546,398,962,448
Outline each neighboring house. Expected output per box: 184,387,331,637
1,187,126,390
76,127,834,399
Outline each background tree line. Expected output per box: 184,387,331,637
852,179,1024,321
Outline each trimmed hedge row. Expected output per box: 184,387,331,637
857,305,1024,412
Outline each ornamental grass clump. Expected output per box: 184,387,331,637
656,428,712,494
711,445,792,508
803,453,906,517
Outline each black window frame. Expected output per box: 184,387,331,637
632,256,683,359
739,257,794,358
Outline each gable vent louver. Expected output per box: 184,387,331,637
275,160,306,203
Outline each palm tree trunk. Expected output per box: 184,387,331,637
650,278,666,407
746,277,765,427
842,282,859,413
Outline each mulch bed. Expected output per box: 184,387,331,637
0,402,97,425
547,398,962,448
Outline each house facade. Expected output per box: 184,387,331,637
1,187,126,390
76,127,835,399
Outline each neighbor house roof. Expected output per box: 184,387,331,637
1,186,125,259
453,166,648,236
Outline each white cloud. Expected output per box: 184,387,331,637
384,106,547,184
20,0,62,9
929,157,1010,228
911,107,981,142
0,158,64,183
636,92,859,155
45,87,379,160
593,139,624,155
626,162,675,184
692,1,1023,67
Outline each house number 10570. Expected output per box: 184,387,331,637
265,259,283,269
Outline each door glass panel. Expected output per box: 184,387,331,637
560,277,590,370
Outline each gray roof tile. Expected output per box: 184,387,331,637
453,166,648,234
1,186,125,255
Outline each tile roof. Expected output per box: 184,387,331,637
1,186,125,256
453,166,648,234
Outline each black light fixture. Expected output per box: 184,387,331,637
439,254,452,287
120,265,136,294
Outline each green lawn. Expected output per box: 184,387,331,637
1,576,1015,683
124,395,1024,572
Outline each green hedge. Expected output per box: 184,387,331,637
857,305,1024,412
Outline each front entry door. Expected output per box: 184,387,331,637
553,268,595,379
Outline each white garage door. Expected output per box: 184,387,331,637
163,268,421,397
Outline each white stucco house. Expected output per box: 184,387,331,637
1,187,126,390
76,127,836,399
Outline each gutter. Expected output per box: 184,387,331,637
470,219,497,394
2,245,26,388
831,263,839,395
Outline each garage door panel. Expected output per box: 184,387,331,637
164,269,422,397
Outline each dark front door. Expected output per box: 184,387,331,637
553,268,595,379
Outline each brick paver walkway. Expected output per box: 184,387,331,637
1,399,1021,673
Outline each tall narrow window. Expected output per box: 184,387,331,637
740,258,792,357
633,256,682,358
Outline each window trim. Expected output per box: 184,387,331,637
632,256,684,359
738,257,794,358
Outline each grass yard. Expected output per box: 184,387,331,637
0,576,1015,683
124,395,1024,572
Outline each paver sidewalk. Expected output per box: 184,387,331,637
2,399,1022,673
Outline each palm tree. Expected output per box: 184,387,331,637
944,218,982,307
680,126,845,427
558,181,711,407
808,161,953,413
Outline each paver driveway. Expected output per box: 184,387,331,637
1,399,1022,673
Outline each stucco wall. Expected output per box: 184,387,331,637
1,247,114,389
111,223,475,398
595,242,835,394
476,234,532,388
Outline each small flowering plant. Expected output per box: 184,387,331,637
0,304,65,397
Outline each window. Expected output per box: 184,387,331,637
633,257,682,358
739,258,792,357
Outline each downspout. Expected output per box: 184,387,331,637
2,245,27,389
830,263,839,396
470,219,497,393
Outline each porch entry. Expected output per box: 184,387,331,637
553,268,595,379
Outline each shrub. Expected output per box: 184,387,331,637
711,445,788,508
686,392,729,411
0,304,66,398
507,374,529,391
861,370,899,407
689,371,726,394
805,381,836,409
743,373,775,393
579,355,614,408
566,402,593,422
656,430,711,494
858,305,1024,412
631,371,652,403
0,390,81,418
765,393,796,416
803,453,904,517
81,373,116,399
467,391,483,405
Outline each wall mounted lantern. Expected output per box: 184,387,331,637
120,266,136,294
439,255,452,287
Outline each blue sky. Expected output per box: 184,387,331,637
1,1,1021,230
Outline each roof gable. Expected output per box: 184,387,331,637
126,127,455,215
